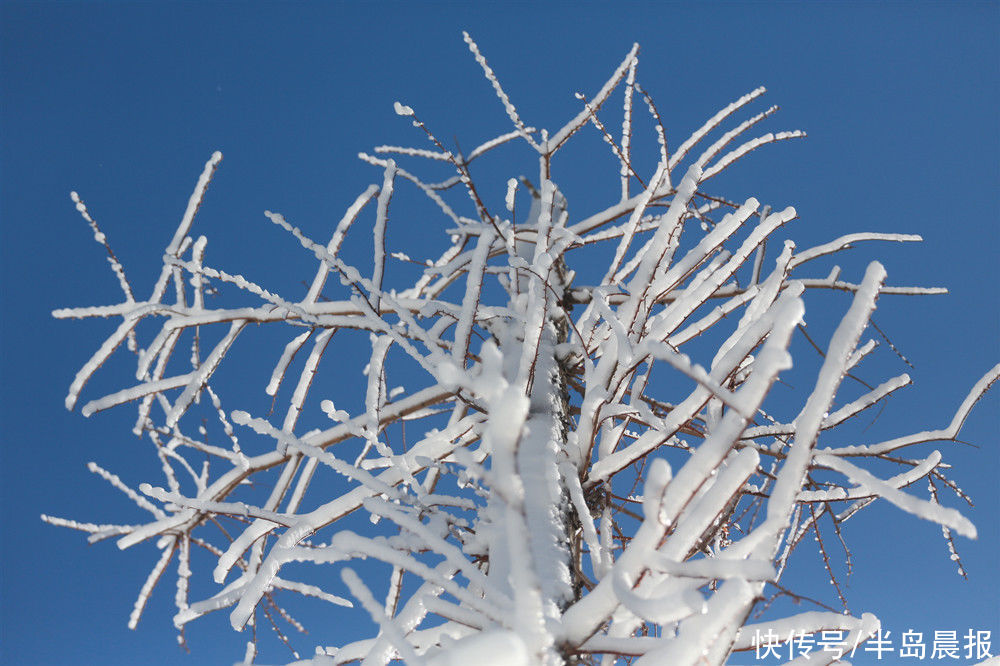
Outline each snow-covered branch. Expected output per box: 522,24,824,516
47,35,995,666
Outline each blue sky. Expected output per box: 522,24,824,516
1,2,997,665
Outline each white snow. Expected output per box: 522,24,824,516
48,48,991,666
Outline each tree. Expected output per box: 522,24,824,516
46,35,998,665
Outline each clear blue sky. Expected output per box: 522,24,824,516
1,2,997,665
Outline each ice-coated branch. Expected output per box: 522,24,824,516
823,363,1000,456
462,31,539,151
813,453,976,538
550,43,640,153
71,191,135,303
48,36,996,666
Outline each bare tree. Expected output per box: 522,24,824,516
46,35,997,665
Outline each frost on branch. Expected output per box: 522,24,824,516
47,35,997,665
